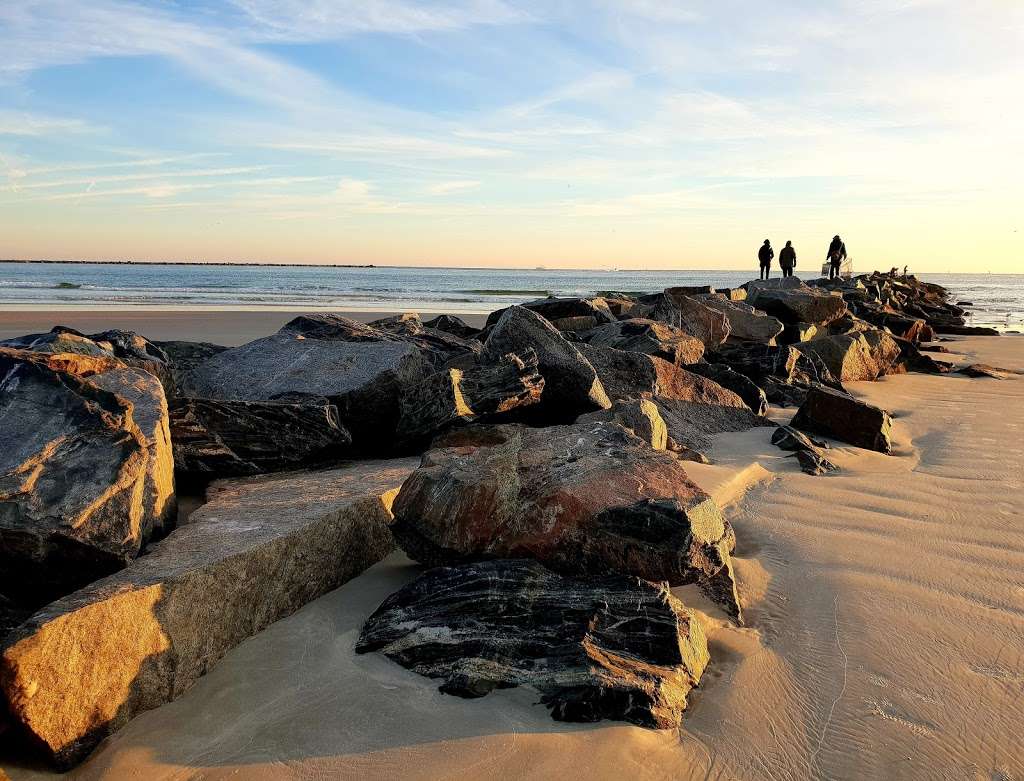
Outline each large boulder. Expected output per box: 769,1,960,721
289,313,481,369
746,282,848,326
356,559,709,729
184,320,435,450
169,398,351,483
581,319,705,365
642,291,731,348
791,386,894,453
394,350,544,449
2,326,172,391
485,297,616,332
697,296,784,344
481,306,610,420
0,458,417,769
389,421,740,617
0,349,175,602
794,331,903,382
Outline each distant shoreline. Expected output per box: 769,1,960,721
0,259,377,269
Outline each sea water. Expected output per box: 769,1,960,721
1,262,1021,331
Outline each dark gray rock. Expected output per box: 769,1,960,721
482,306,610,421
746,282,848,326
184,324,434,451
581,318,705,365
578,398,668,450
771,425,828,452
686,363,769,416
0,349,175,603
791,386,894,453
390,421,741,617
356,559,709,729
932,325,999,336
793,449,839,475
697,296,784,344
169,398,351,483
422,314,481,340
154,340,228,396
485,297,616,331
642,291,731,348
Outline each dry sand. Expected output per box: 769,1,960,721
0,310,488,347
3,335,1022,780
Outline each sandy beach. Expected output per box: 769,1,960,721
3,333,1020,781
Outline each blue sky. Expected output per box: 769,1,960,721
1,1,1022,270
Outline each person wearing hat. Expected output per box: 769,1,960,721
826,235,847,279
779,240,796,278
758,239,774,280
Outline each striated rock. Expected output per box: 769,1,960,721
169,398,351,482
685,363,769,416
581,319,705,365
485,297,617,332
746,283,848,326
793,449,839,475
422,314,481,340
795,331,903,382
645,291,731,348
394,350,544,449
356,559,709,729
0,349,175,602
698,296,784,344
390,422,740,616
578,398,668,450
791,386,894,453
482,306,610,420
0,459,417,769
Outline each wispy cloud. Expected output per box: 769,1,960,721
425,179,480,195
0,109,101,136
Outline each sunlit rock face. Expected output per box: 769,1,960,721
0,458,416,769
357,559,710,729
0,348,175,601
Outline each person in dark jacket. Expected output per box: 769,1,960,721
779,240,796,277
758,239,774,280
826,235,847,279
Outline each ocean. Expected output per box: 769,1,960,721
1,262,1021,332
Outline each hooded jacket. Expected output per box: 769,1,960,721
758,244,774,264
827,238,847,262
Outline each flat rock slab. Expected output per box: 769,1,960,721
0,458,418,769
356,559,709,730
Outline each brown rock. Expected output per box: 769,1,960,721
791,386,894,453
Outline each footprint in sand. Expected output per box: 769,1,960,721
865,698,937,737
969,665,1024,684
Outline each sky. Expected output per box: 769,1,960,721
0,1,1022,271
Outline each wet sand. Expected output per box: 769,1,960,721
3,335,1022,780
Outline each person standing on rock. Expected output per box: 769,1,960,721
758,239,774,280
826,235,847,279
779,241,796,278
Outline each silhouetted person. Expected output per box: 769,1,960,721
826,235,847,279
779,241,796,278
758,239,774,280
